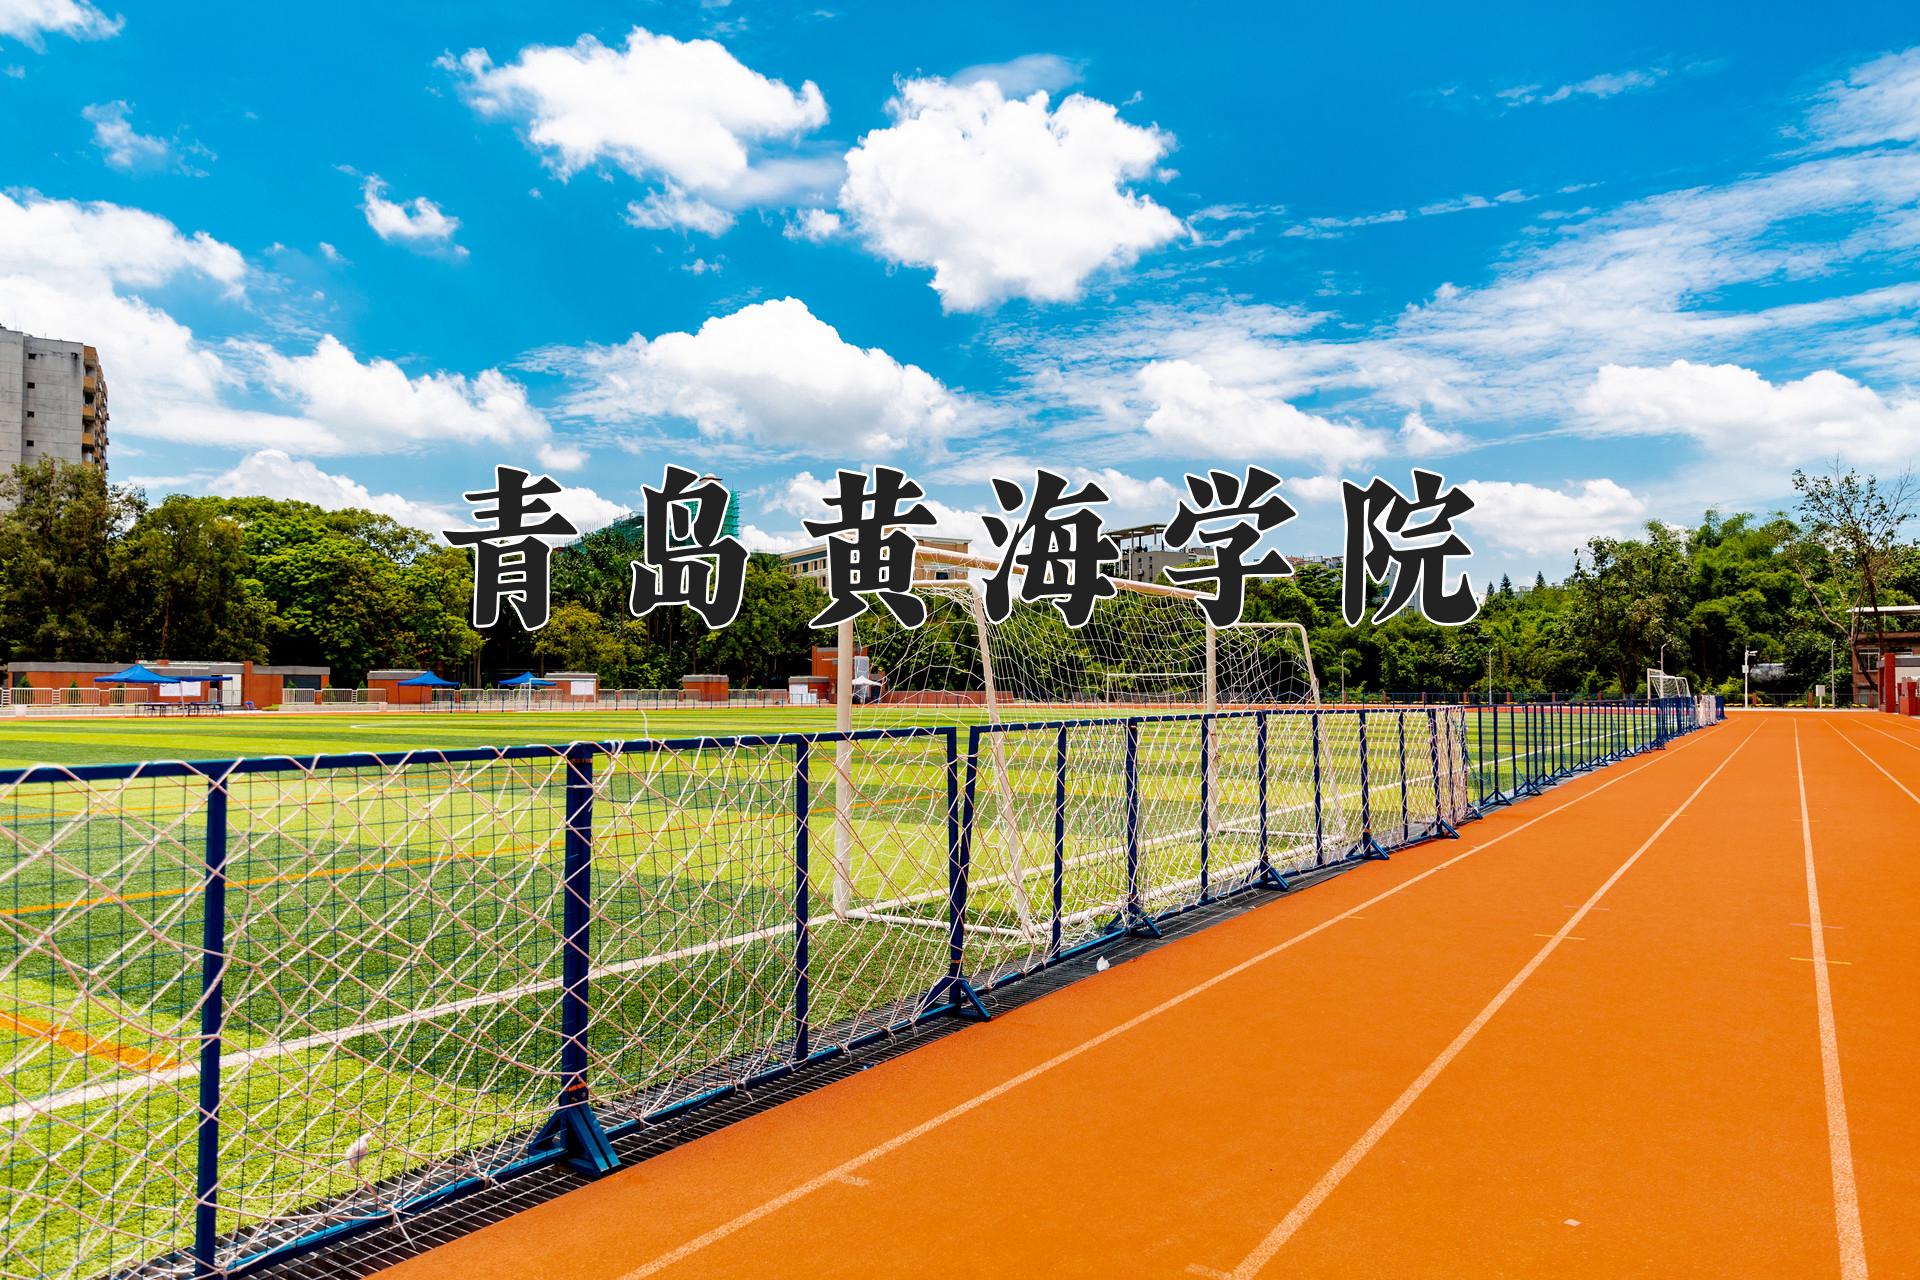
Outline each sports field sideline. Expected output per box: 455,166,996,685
360,711,1916,1279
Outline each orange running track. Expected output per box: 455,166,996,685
380,712,1916,1280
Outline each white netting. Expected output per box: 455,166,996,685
0,654,1503,1276
1647,670,1692,701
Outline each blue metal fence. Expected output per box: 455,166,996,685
0,699,1712,1279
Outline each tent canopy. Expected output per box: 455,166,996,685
500,672,556,688
93,663,181,685
397,671,459,687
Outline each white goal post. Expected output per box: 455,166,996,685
1647,669,1692,700
827,542,1327,929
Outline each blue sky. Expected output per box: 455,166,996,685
3,0,1919,587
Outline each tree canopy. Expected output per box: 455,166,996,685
2,458,1912,702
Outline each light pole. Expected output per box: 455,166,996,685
1743,647,1758,710
1829,639,1837,708
1657,641,1667,674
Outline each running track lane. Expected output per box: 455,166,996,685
378,722,1833,1280
1807,716,1920,1273
1214,713,1846,1277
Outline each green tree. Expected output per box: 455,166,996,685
115,495,269,659
0,459,144,661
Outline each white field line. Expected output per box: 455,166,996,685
1,917,796,1128
1224,725,1756,1279
610,727,1716,1280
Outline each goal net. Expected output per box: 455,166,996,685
1647,670,1692,700
811,545,1349,974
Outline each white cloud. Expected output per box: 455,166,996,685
1397,410,1472,455
546,297,966,455
838,77,1183,311
0,191,243,289
1581,359,1920,467
624,189,733,236
0,0,120,44
360,176,465,254
952,53,1084,96
210,450,461,532
1284,189,1529,238
1805,46,1920,148
1462,478,1648,558
783,207,841,241
738,524,809,553
450,26,828,222
751,468,990,550
211,450,625,538
82,100,169,170
1497,66,1668,107
542,484,629,535
1135,359,1383,470
246,334,575,464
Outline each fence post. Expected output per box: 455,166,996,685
1485,697,1505,807
1396,710,1410,845
193,773,229,1280
1310,707,1325,867
935,727,990,1018
530,745,617,1175
1356,710,1388,859
1119,717,1166,930
1427,708,1458,839
1053,724,1067,956
793,740,811,1062
1198,717,1211,902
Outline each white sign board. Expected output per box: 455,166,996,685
569,680,595,697
177,681,202,697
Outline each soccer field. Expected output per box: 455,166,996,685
0,700,1684,1279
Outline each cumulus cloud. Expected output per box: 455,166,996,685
783,207,841,241
360,177,464,254
952,53,1084,96
1581,359,1920,467
1804,46,1920,148
0,0,120,44
1397,410,1472,455
1460,478,1648,558
245,334,575,465
211,450,462,532
212,450,625,538
450,26,829,229
1135,359,1383,470
0,191,243,289
545,297,967,455
625,189,733,236
82,100,169,170
838,77,1183,310
752,468,991,551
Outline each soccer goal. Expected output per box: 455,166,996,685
817,543,1336,953
1647,669,1692,700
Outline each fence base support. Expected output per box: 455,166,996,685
1356,832,1392,860
529,1098,617,1177
1428,817,1461,841
928,975,991,1022
1255,864,1295,892
1105,905,1165,939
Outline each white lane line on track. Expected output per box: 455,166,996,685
1798,724,1868,1280
1830,721,1920,806
1222,725,1756,1280
609,731,1717,1280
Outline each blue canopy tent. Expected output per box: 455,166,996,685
397,672,460,688
92,663,181,685
499,672,556,688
